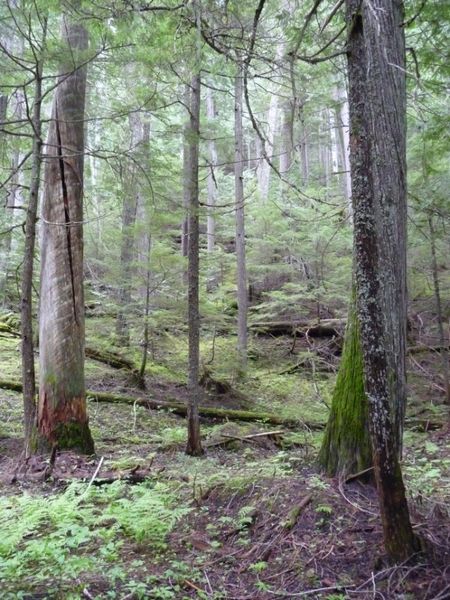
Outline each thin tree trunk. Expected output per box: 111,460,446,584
186,73,203,456
346,0,418,562
181,84,191,260
234,64,248,373
139,235,152,384
115,111,144,345
38,6,94,454
298,101,309,185
20,27,46,455
334,86,352,211
205,87,217,254
258,93,278,201
428,213,450,407
279,100,293,176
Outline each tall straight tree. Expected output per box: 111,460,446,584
38,4,94,453
21,17,47,455
346,0,418,561
185,72,203,456
234,62,248,372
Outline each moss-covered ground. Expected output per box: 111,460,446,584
0,316,449,599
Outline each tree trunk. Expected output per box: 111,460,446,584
234,64,248,373
205,86,217,254
279,100,293,176
115,111,144,345
20,36,46,456
334,85,352,212
257,92,278,201
181,83,191,261
318,293,371,477
139,234,152,385
297,100,309,185
428,213,450,407
346,0,418,562
186,73,203,456
38,6,94,454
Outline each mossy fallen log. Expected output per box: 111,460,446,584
85,347,136,371
0,378,323,430
250,318,346,338
2,379,444,432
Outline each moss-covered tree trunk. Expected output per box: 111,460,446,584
38,3,94,454
318,295,371,477
345,0,419,562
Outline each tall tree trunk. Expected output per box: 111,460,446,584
38,6,94,454
181,83,191,260
20,28,46,455
234,64,248,373
186,73,203,456
139,234,152,384
279,100,293,176
257,92,278,201
346,0,418,561
205,87,217,254
334,85,352,210
115,111,145,345
428,213,450,407
297,100,309,185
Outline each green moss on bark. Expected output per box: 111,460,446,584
52,421,95,454
318,297,371,477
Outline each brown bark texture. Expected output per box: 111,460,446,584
346,0,419,561
21,43,46,455
234,64,248,372
186,73,203,456
38,7,94,454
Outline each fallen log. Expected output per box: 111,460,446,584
408,344,450,355
85,347,136,371
282,494,313,530
2,378,443,431
0,379,324,430
250,318,346,338
250,320,307,336
206,429,285,448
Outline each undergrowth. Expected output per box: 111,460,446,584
0,480,189,596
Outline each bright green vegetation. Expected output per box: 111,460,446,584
0,322,449,597
0,480,191,598
318,300,370,477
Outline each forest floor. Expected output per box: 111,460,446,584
0,315,449,599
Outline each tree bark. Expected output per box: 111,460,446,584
115,111,144,345
38,6,94,454
334,85,352,212
346,0,418,562
181,83,191,261
186,73,203,456
205,86,217,254
21,31,46,455
234,64,248,372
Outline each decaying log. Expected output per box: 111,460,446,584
205,429,285,448
250,318,346,338
408,344,450,355
85,347,136,371
282,494,313,530
0,379,323,430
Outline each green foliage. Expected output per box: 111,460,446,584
0,481,189,593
